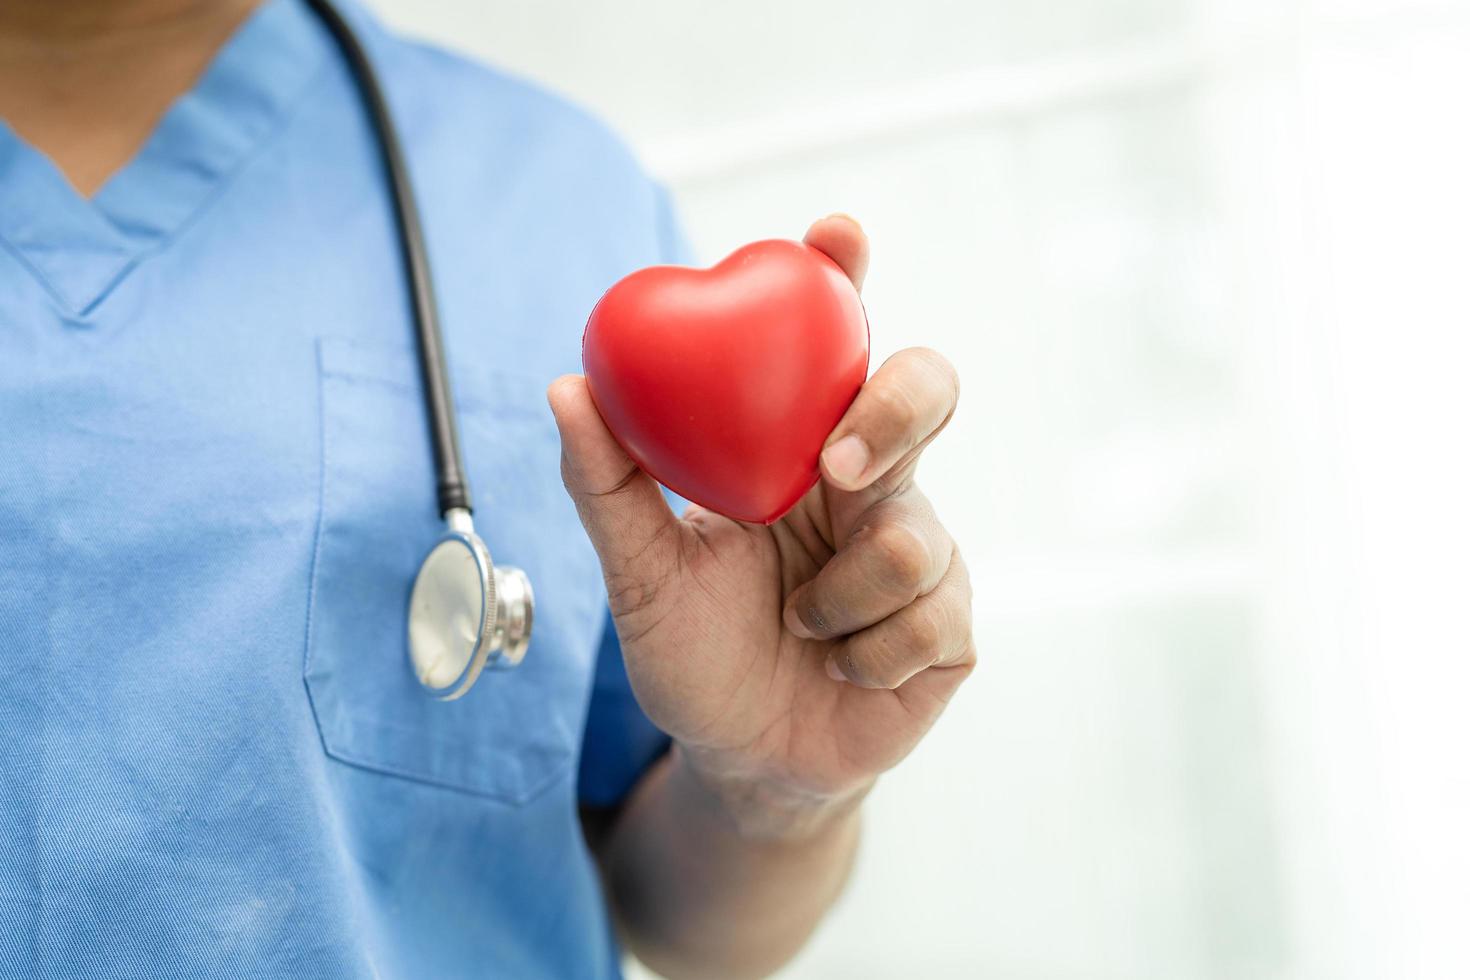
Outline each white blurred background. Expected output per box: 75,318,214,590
372,1,1470,976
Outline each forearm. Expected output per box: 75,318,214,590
598,746,865,980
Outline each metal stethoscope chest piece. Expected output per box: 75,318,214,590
409,509,534,700
308,0,535,699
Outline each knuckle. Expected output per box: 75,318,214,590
842,645,910,690
604,569,660,620
558,450,578,493
948,551,975,631
905,346,960,398
958,639,979,674
866,522,930,596
954,593,974,639
951,647,979,683
903,607,944,653
867,382,921,436
953,547,972,593
904,347,960,432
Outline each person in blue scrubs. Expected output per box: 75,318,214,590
0,1,976,977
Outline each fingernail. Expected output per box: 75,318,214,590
825,657,848,682
825,212,863,232
783,602,816,640
821,435,869,488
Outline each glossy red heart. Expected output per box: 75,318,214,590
583,239,870,524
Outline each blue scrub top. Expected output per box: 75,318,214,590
0,1,681,976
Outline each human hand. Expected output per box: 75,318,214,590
549,215,974,838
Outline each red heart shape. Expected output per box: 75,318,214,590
583,239,870,524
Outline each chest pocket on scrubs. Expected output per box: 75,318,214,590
305,337,601,804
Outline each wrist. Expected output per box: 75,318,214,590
671,742,873,843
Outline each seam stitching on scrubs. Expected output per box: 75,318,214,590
304,339,574,805
301,337,333,760
315,737,574,806
0,232,73,312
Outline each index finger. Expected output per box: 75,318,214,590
820,347,960,493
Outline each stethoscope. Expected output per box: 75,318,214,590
308,0,534,700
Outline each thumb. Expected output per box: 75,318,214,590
803,213,869,292
547,374,677,576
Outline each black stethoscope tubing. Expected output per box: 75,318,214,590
306,0,472,518
305,0,534,696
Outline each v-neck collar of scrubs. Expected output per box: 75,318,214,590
0,0,331,317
